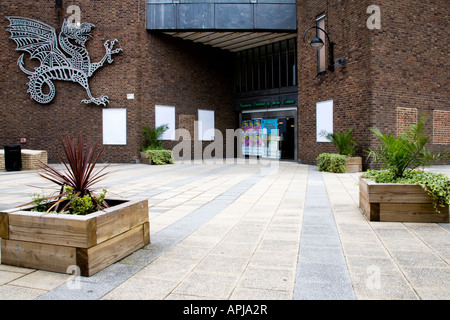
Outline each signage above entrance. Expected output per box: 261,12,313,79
239,99,297,109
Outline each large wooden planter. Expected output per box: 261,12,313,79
0,198,150,276
346,157,362,173
359,177,449,223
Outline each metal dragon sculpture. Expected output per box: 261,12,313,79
6,16,122,106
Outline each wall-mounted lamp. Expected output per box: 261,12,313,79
55,0,62,9
302,26,335,72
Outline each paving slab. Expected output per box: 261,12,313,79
0,162,448,301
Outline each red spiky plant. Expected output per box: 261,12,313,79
36,135,110,214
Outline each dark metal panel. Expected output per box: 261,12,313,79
147,4,177,30
257,0,296,3
177,4,214,29
146,1,297,31
215,4,253,29
254,4,297,30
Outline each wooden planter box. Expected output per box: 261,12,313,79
140,151,151,164
346,157,362,173
359,177,449,223
0,198,150,276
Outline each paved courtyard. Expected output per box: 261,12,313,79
0,160,449,300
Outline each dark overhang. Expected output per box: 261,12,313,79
146,0,297,52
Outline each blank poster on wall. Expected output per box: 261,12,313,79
316,100,333,142
155,105,176,140
198,109,215,141
103,108,127,145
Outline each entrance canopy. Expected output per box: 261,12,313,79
146,0,297,52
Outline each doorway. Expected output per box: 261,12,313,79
279,117,295,160
240,110,297,161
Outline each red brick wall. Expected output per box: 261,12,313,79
297,0,449,166
297,0,373,165
0,0,237,163
371,0,449,158
397,107,418,136
433,110,450,145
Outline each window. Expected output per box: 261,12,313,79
155,105,176,140
234,38,297,93
103,109,127,145
316,100,333,142
198,109,215,141
316,15,326,73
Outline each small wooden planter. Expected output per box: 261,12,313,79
0,198,150,276
359,177,449,223
140,151,151,164
346,157,362,173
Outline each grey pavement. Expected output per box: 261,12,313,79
0,161,449,300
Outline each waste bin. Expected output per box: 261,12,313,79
4,145,22,171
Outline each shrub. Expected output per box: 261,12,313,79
147,149,174,165
317,153,347,173
322,129,357,157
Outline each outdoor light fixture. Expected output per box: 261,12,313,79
55,0,62,8
302,26,335,72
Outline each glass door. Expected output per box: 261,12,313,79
241,117,295,160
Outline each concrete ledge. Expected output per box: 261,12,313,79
0,149,47,170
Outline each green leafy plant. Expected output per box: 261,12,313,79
65,186,107,215
367,115,449,179
146,149,174,165
27,135,110,215
30,192,49,212
363,115,450,213
317,153,347,173
141,124,169,151
322,129,357,157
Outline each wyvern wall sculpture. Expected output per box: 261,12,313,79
6,16,122,106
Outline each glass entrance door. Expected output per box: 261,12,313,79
241,117,295,160
279,118,295,160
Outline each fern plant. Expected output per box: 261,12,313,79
141,124,169,151
367,115,449,179
323,129,357,157
364,115,450,213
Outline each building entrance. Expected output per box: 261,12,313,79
240,110,297,161
279,117,295,160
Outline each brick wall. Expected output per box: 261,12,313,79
0,0,237,163
371,0,449,159
297,0,373,165
2,1,448,165
297,0,450,166
397,107,418,136
433,110,450,145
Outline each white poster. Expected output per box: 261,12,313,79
155,105,176,140
198,109,215,141
103,108,127,145
316,100,333,142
